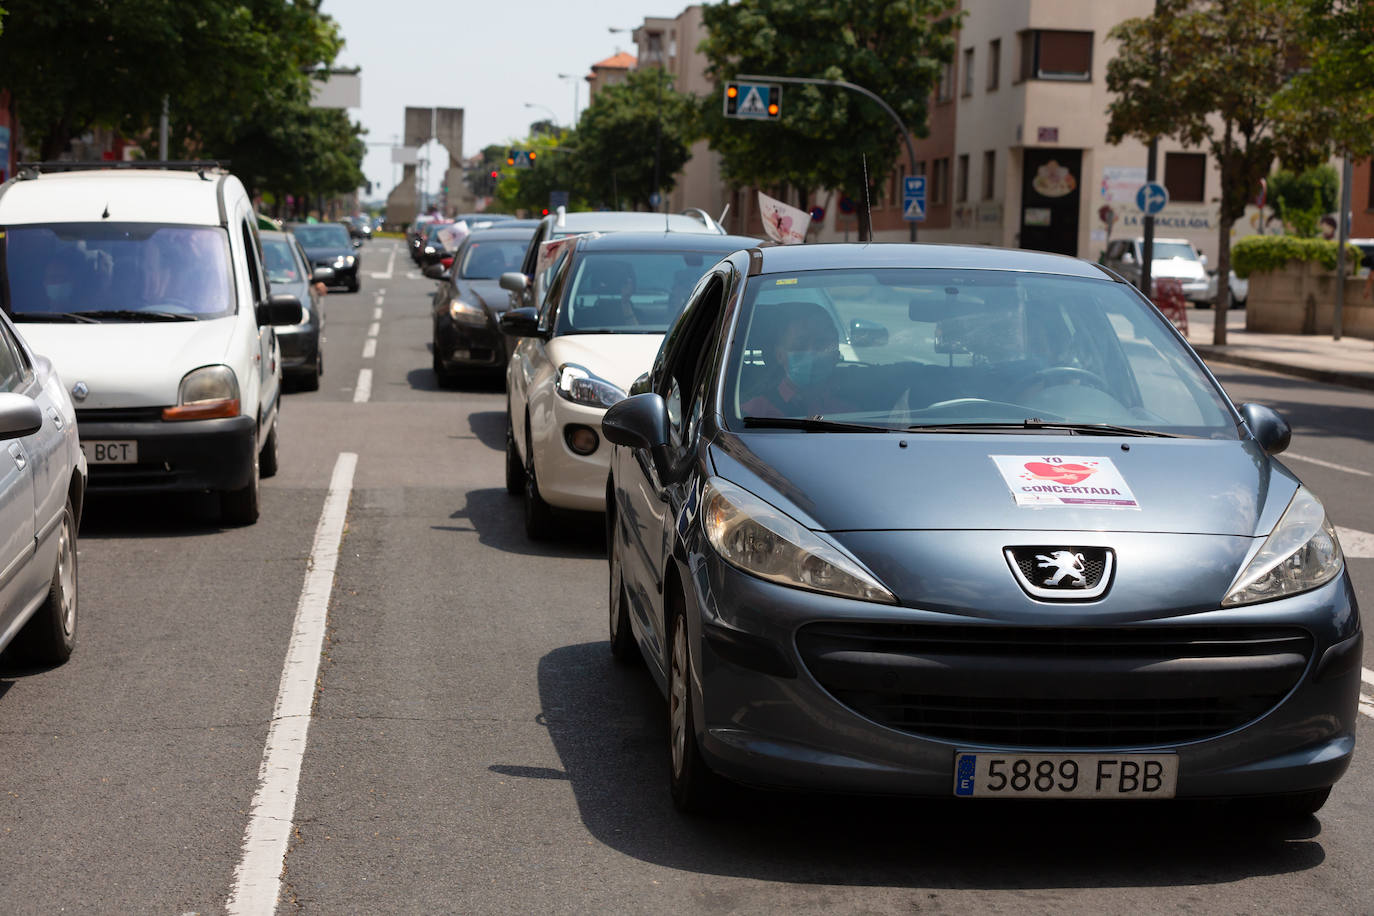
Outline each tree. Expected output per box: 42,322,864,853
1272,0,1374,166
494,133,585,215
700,0,959,235
571,67,700,210
1267,164,1339,237
1106,0,1310,345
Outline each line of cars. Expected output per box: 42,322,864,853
425,208,1359,820
0,161,357,669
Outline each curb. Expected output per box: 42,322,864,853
1194,346,1374,392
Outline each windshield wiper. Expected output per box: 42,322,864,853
743,416,896,433
10,311,102,324
905,419,1178,438
72,309,197,322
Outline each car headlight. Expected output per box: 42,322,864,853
555,363,626,408
334,255,356,267
449,299,487,326
1222,487,1344,606
702,478,895,604
162,365,240,421
424,246,436,255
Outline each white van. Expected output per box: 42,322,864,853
0,162,302,524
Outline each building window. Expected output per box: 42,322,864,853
1018,30,1093,82
937,60,954,102
1164,152,1206,203
932,157,949,205
983,150,996,199
956,154,969,203
962,48,974,97
988,39,1001,91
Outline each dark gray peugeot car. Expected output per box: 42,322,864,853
601,243,1358,815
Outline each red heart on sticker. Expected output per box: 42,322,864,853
1024,462,1096,485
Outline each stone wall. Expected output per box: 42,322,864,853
1246,262,1373,339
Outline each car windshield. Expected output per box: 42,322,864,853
261,238,302,285
723,268,1238,438
460,240,525,279
1153,242,1198,260
2,222,234,320
291,224,350,248
555,250,720,335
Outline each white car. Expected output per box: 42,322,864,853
0,162,302,525
1103,237,1211,303
0,311,86,665
501,232,757,539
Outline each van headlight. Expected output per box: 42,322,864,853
555,363,626,408
1222,487,1344,606
449,299,487,326
162,365,240,421
703,478,895,604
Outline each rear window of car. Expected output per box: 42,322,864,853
554,250,722,335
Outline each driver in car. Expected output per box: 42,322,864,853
742,303,854,418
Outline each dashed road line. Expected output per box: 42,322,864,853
372,306,383,321
369,244,397,280
361,338,377,359
352,368,372,403
1285,452,1371,478
366,321,380,338
227,451,358,915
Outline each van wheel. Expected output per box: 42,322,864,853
259,422,279,479
12,499,78,665
221,443,261,526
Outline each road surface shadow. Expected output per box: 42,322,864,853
407,362,505,396
466,410,507,452
533,641,1326,889
434,487,604,559
77,491,231,538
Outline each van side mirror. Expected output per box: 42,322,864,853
1240,403,1291,455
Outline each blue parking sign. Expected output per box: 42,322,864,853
903,176,926,222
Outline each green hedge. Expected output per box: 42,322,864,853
1231,235,1362,279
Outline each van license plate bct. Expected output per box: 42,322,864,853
954,752,1177,798
81,440,138,464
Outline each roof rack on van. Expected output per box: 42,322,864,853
16,160,230,181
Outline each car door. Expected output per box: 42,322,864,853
0,325,37,640
511,246,573,464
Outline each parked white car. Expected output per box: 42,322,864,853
1103,237,1211,303
0,162,302,525
501,231,757,538
0,311,86,665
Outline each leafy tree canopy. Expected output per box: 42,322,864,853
1272,0,1374,163
699,0,959,206
1267,164,1339,237
493,132,586,215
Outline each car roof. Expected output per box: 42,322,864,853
549,211,723,236
575,232,759,253
464,226,538,241
753,243,1115,281
0,167,232,226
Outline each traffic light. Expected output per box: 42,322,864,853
528,151,537,163
724,82,782,120
490,170,499,180
506,148,516,166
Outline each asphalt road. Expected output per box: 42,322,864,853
2,242,1373,914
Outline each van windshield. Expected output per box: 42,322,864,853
2,222,235,321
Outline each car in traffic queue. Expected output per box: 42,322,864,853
426,222,538,386
0,161,302,525
409,215,442,264
418,220,461,267
0,310,86,667
289,222,361,292
341,216,372,241
501,231,759,539
600,242,1359,815
261,229,329,390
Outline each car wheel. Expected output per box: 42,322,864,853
299,355,321,392
12,498,78,665
607,491,638,665
668,606,721,814
523,421,555,540
505,413,526,496
259,421,279,479
221,440,261,526
432,347,456,389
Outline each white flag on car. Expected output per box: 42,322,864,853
757,191,810,245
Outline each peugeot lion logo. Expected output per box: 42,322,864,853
71,382,89,402
1005,545,1114,601
1036,550,1088,587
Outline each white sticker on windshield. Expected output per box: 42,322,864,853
990,455,1140,509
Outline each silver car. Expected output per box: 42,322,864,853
602,243,1358,816
0,312,87,665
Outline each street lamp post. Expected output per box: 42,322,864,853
523,102,560,135
557,73,581,125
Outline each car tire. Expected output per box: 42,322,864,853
523,421,555,540
432,347,456,389
668,606,721,814
259,422,279,479
221,441,261,526
505,414,526,496
299,357,321,392
12,498,78,666
607,490,638,665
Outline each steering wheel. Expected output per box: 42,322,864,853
1018,366,1113,394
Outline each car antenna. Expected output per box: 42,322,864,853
861,153,873,245
717,203,731,228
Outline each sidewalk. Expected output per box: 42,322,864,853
1183,307,1374,391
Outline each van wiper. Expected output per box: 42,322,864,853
906,419,1178,438
10,311,101,323
72,309,197,322
743,416,895,433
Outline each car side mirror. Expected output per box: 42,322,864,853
602,393,670,452
259,294,304,327
849,318,889,348
629,371,651,396
1240,403,1291,455
0,392,43,439
422,263,449,281
311,267,335,283
498,307,544,338
499,271,528,293
352,239,363,249
1122,250,1136,263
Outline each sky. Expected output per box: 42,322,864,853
322,0,668,199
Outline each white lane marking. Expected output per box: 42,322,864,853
1361,668,1374,691
1337,526,1374,560
361,338,377,359
1360,695,1374,720
1284,452,1371,478
227,452,358,915
372,306,383,321
368,245,397,280
352,368,372,403
366,321,380,338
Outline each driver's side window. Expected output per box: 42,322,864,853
660,273,727,448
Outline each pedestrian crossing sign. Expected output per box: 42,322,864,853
902,175,926,222
724,82,782,120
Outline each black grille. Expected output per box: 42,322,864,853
796,622,1312,748
1013,553,1106,587
76,406,165,423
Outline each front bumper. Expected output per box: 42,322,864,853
687,560,1360,799
530,396,613,512
434,315,506,373
76,411,256,493
314,259,358,287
